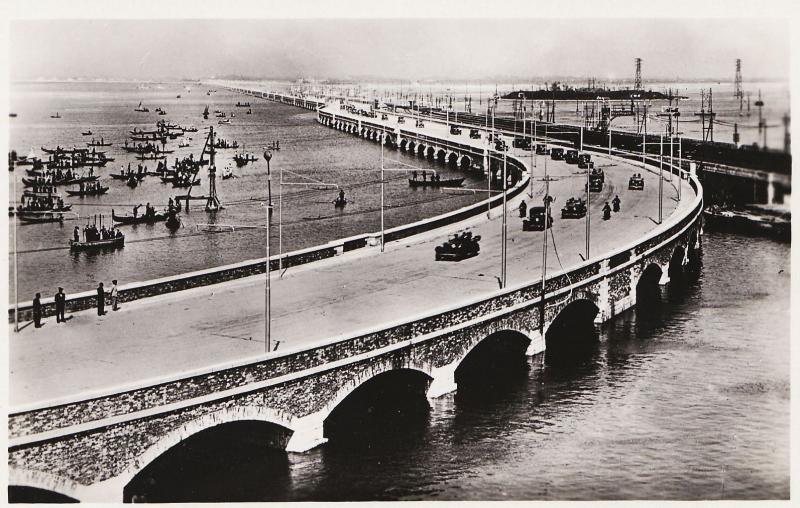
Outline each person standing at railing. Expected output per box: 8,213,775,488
54,287,66,323
111,280,119,311
96,282,106,316
32,293,42,328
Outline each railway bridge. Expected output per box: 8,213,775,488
8,89,703,502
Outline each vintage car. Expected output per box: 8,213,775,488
535,143,550,155
550,147,565,160
565,149,579,164
494,139,508,152
523,206,553,231
381,113,389,120
561,197,587,219
629,173,645,190
450,125,462,135
397,116,405,124
435,230,482,261
469,128,481,139
589,172,604,192
415,120,425,128
513,137,532,150
577,153,592,169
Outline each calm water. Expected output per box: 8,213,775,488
8,82,486,298
124,230,790,501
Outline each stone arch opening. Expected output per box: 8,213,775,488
323,369,432,449
436,149,447,163
545,299,600,357
426,146,436,159
459,155,472,169
399,139,408,151
687,230,702,268
447,152,459,166
122,420,292,503
454,329,531,397
8,486,79,503
417,144,426,156
636,263,663,308
408,141,416,153
668,245,686,280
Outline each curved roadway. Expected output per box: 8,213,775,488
9,124,694,408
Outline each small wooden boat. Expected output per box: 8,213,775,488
134,101,150,112
112,209,168,225
50,112,61,119
333,197,347,208
81,130,93,136
17,212,65,224
221,168,234,180
23,175,99,187
70,235,124,251
218,119,231,125
408,177,465,188
165,214,181,229
87,141,113,147
233,154,258,167
111,172,145,181
66,185,109,196
126,175,138,188
137,154,166,160
172,179,200,188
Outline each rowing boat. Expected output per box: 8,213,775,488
408,177,465,188
112,209,168,225
70,235,124,251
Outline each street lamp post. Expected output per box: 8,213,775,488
583,126,590,260
659,135,664,224
501,151,508,288
381,126,385,252
262,151,273,353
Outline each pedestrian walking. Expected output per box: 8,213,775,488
111,280,119,311
96,282,106,316
32,293,42,328
54,287,66,323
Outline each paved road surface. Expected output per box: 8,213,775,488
10,140,693,408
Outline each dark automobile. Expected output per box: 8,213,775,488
513,137,532,150
523,206,553,231
495,139,508,151
435,230,482,261
551,147,565,160
577,153,592,168
629,174,645,190
450,125,462,135
565,149,579,164
469,128,481,139
589,172,604,192
561,197,587,219
535,143,550,155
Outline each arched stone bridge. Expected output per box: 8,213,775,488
8,93,703,502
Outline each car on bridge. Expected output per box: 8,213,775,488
535,143,550,155
565,149,579,164
561,197,587,219
551,147,565,160
450,125,462,135
397,116,405,124
495,139,508,151
629,173,645,190
578,153,592,169
523,206,553,231
513,137,532,150
589,171,604,192
469,128,481,139
435,230,481,261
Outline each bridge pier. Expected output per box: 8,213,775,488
285,415,328,453
425,363,458,399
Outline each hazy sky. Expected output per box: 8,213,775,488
9,18,790,82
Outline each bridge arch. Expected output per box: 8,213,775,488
8,467,83,503
416,143,426,156
447,152,459,166
110,406,294,501
436,148,447,163
407,140,416,153
320,366,433,443
399,138,408,151
545,297,600,354
635,263,664,305
453,329,532,394
668,245,687,280
459,154,472,169
425,146,436,159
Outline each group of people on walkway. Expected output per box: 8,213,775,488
30,280,120,328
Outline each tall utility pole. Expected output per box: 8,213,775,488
634,58,642,90
262,151,274,353
582,126,589,260
205,127,220,212
734,59,744,113
755,90,766,149
695,89,716,142
501,151,508,288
